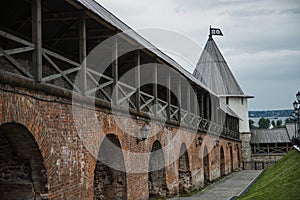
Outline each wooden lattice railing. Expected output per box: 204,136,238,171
0,28,240,139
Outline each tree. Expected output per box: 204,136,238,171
271,120,276,128
258,117,270,129
276,119,283,128
249,119,256,129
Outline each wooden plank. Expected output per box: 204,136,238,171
0,47,33,79
0,47,34,56
86,71,112,101
0,30,34,47
43,53,80,92
32,0,42,82
42,67,80,82
43,49,80,67
87,68,113,81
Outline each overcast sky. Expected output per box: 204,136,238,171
96,0,300,111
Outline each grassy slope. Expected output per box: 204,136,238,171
238,149,300,200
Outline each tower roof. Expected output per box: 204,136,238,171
193,37,246,97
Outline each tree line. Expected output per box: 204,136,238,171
249,118,287,129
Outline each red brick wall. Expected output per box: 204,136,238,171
0,83,241,199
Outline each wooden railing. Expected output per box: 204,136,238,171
0,28,240,140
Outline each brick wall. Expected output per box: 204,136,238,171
0,82,241,199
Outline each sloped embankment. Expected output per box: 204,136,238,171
238,149,300,200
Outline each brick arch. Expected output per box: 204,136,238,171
0,122,48,199
178,143,192,194
148,140,168,198
0,92,50,168
93,133,127,200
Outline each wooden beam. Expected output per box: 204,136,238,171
112,37,119,105
153,63,158,115
0,47,33,79
177,76,182,123
79,11,87,95
135,50,141,112
187,82,191,125
0,47,34,56
0,30,34,47
167,69,171,120
32,0,42,82
65,0,115,30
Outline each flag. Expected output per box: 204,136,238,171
210,27,223,36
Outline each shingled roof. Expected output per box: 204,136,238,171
193,37,247,97
250,128,292,144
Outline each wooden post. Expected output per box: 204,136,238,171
153,63,158,115
166,69,171,120
177,77,181,123
187,83,191,125
112,37,118,105
206,95,210,120
32,0,42,82
79,11,87,95
135,50,141,112
201,93,205,118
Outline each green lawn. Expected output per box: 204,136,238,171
238,149,300,200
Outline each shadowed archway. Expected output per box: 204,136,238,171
237,146,240,168
94,134,126,200
220,146,225,177
0,123,48,200
230,146,233,172
178,143,191,193
203,146,210,184
148,140,167,199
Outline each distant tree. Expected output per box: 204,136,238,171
258,117,270,129
276,119,283,128
249,119,256,129
271,120,276,128
286,118,295,124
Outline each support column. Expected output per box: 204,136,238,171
32,0,42,82
187,84,191,125
166,69,171,120
177,77,181,123
206,94,210,120
153,63,158,116
135,50,141,112
112,37,119,105
79,11,87,95
194,89,198,129
200,93,204,118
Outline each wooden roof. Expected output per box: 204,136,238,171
250,128,291,144
286,123,296,140
193,37,247,97
73,0,215,95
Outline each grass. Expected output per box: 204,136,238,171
238,149,300,200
